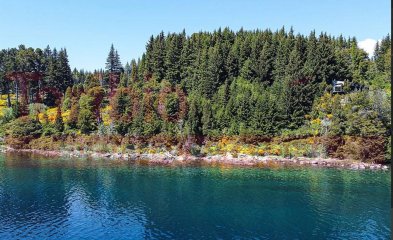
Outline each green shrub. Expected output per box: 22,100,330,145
0,107,15,124
190,144,201,156
6,116,42,138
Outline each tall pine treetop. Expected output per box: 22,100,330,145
106,44,123,73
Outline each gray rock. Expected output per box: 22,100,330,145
350,164,359,170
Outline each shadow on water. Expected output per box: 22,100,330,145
0,153,390,239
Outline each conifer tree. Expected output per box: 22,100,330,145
105,44,123,92
110,87,131,135
54,105,64,132
130,59,138,82
57,48,72,92
152,32,166,81
78,94,96,134
165,34,181,84
67,98,79,129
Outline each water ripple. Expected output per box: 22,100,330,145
0,154,390,239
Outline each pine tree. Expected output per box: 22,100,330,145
67,98,79,129
105,44,123,92
54,105,64,132
152,32,166,81
130,59,138,82
186,93,202,136
62,86,72,111
124,62,131,75
43,48,58,106
87,86,105,124
57,48,72,92
201,99,214,136
78,94,96,134
180,40,197,92
110,87,131,135
165,34,182,84
375,34,391,72
240,59,254,80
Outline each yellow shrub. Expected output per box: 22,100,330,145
62,110,70,122
257,149,265,156
307,137,315,144
310,118,321,125
268,147,281,156
148,148,156,154
0,99,7,107
44,107,58,123
239,145,256,155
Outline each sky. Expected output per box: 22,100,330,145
0,0,390,71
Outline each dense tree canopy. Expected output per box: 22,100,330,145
0,28,390,148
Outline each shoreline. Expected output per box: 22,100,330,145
0,146,389,170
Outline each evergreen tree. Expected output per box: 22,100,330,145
110,87,131,135
67,98,79,129
87,86,105,124
165,34,182,84
130,59,138,82
152,31,166,81
57,48,73,92
62,86,72,111
78,94,96,134
201,99,214,136
54,105,64,132
105,44,123,91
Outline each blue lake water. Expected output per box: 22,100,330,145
0,153,390,239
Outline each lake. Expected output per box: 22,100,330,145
0,153,390,239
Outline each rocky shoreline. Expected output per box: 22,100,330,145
0,146,389,170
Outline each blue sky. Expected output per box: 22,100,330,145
0,0,390,71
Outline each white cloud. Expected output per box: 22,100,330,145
358,38,380,58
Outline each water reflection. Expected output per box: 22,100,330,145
0,153,390,239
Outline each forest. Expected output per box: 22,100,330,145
0,27,391,163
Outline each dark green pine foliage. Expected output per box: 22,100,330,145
374,34,391,72
152,32,166,81
256,35,275,84
179,37,196,91
43,48,61,106
111,88,131,135
57,49,73,92
130,59,138,83
105,44,123,91
226,38,241,79
165,34,182,84
44,48,57,88
315,33,336,85
206,41,226,96
185,93,202,136
201,99,214,136
106,44,123,72
144,36,155,76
